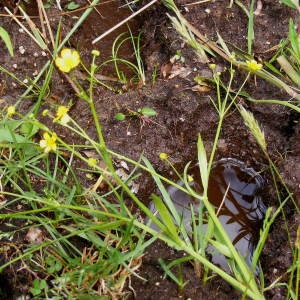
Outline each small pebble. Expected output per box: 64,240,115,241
19,46,25,54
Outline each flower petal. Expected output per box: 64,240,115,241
55,48,80,73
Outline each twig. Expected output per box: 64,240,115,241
37,0,55,48
185,0,211,6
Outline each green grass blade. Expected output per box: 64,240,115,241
58,0,101,52
142,156,192,246
248,0,255,54
0,26,14,56
197,134,208,189
289,19,300,59
151,194,182,243
277,55,300,87
280,0,299,9
158,258,188,288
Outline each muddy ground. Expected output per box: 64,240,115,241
0,0,299,299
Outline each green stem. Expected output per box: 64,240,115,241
86,55,114,171
248,98,300,112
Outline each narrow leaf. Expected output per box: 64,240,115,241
289,19,300,59
209,239,232,258
197,134,208,190
151,194,180,242
280,0,298,9
247,0,255,54
0,26,14,56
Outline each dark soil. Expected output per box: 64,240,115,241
0,0,299,299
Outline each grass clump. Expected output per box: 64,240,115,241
99,29,146,86
0,48,151,298
1,47,266,299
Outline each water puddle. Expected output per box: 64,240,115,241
149,158,266,271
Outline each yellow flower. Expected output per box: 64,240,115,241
42,109,49,116
187,175,194,182
91,49,100,57
87,158,98,168
7,106,16,117
209,64,216,71
159,152,169,161
53,105,70,124
55,48,80,73
39,132,57,153
246,59,263,71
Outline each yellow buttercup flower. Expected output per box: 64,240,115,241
87,158,98,168
187,175,194,182
40,132,57,154
159,152,169,161
53,105,70,124
7,106,16,117
55,48,80,73
42,109,49,116
246,59,263,71
209,63,216,71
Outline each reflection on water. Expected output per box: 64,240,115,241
207,158,265,270
149,158,266,272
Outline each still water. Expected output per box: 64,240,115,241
149,158,266,272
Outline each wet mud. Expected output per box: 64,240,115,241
0,0,299,299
